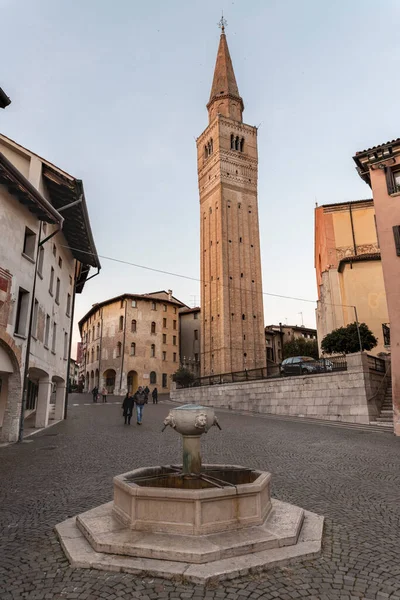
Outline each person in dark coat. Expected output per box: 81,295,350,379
152,387,158,404
134,386,147,424
122,393,134,425
92,386,98,403
144,386,150,403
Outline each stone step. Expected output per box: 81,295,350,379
376,417,394,423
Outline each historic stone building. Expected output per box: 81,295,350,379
315,199,388,355
79,291,186,395
179,307,201,377
265,324,318,365
0,134,99,442
197,24,265,376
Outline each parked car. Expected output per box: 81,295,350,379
318,358,333,371
280,356,320,376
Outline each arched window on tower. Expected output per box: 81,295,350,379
231,133,235,149
150,371,157,384
131,319,137,333
204,145,208,159
117,342,122,357
151,321,156,334
151,344,156,357
210,138,213,154
96,345,100,361
119,316,124,331
235,136,240,150
130,342,136,356
240,137,244,152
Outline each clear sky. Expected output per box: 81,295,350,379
2,0,400,357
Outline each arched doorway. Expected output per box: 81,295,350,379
52,375,65,421
0,338,21,443
127,370,138,394
104,369,116,394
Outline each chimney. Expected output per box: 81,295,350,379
167,289,172,301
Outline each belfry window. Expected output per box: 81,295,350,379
230,134,235,149
204,138,214,158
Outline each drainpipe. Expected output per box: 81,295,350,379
119,299,128,392
18,219,64,442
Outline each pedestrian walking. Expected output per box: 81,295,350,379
91,386,98,403
144,386,150,404
152,387,158,404
101,386,108,403
134,386,147,425
122,393,134,425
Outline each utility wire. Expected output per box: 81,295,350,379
59,244,358,311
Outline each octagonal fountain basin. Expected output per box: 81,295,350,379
112,464,272,535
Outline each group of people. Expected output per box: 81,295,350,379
91,386,107,403
122,385,158,425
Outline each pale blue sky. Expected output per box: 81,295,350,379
2,0,400,355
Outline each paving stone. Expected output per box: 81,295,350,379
0,394,399,599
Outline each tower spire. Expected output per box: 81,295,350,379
207,18,244,123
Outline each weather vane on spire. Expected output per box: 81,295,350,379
218,12,227,33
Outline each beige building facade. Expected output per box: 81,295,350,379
197,26,265,376
0,134,99,442
315,199,388,355
179,307,200,377
80,291,186,395
265,325,317,364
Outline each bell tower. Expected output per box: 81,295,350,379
197,21,266,376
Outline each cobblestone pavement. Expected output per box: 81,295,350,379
1,393,400,600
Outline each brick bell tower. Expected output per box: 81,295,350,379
197,20,266,376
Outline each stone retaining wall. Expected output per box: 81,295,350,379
171,353,387,424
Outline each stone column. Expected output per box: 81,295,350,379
54,383,66,421
35,379,52,428
182,435,202,474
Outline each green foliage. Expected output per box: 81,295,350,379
283,337,319,360
321,322,377,355
173,367,195,388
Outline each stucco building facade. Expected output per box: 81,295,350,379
315,199,388,355
353,138,400,435
197,25,266,377
265,324,318,364
179,307,200,377
79,291,186,395
0,134,99,443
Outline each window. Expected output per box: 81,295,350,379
151,321,156,334
64,333,68,360
117,342,122,357
163,318,167,328
49,267,54,295
66,293,71,317
131,319,137,333
37,246,44,277
132,299,137,308
173,352,177,362
120,300,124,309
163,304,167,312
151,344,156,357
386,167,400,195
14,288,30,336
230,133,235,149
52,322,57,353
69,275,73,286
119,316,124,331
92,326,95,339
173,335,176,346
242,314,246,320
174,307,177,314
195,353,199,362
58,257,62,269
163,334,167,343
194,329,198,340
55,278,60,304
44,315,50,347
96,345,100,360
393,225,400,256
162,351,166,361
91,348,94,362
97,322,100,337
150,371,157,384
151,301,157,310
22,227,36,260
52,244,57,257
173,320,177,330
88,330,91,343
130,342,136,356
162,373,168,388
194,312,198,320
31,299,39,339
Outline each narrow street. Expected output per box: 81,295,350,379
1,394,399,599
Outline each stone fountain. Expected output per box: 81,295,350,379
56,405,323,584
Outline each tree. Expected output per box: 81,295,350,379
283,337,319,360
321,322,377,355
173,367,195,388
